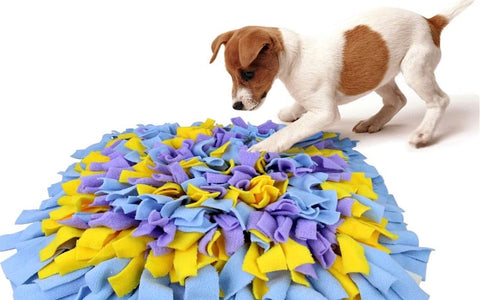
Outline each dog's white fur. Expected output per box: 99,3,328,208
214,1,473,153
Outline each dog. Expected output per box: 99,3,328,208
210,0,474,153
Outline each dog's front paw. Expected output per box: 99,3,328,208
278,105,305,123
278,108,297,123
249,139,288,153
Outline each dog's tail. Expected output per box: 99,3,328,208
426,0,474,46
438,0,474,22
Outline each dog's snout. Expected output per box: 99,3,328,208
233,102,244,110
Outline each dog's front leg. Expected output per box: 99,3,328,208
249,95,339,153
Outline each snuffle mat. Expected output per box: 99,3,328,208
0,118,431,300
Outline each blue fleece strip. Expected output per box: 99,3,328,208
138,270,173,300
184,265,219,300
219,245,253,298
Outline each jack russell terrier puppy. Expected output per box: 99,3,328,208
210,0,474,153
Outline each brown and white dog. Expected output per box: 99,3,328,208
210,0,474,153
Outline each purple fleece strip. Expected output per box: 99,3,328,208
88,211,139,231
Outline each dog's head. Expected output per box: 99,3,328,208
210,26,284,111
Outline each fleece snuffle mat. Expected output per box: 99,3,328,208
0,118,431,300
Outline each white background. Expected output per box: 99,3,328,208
0,0,478,299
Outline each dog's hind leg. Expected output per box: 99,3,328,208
401,45,449,147
353,79,407,133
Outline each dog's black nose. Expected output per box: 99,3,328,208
233,102,244,110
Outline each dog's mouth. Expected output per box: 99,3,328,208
243,96,267,111
249,93,268,111
232,89,268,111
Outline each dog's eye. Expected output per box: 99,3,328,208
241,71,255,82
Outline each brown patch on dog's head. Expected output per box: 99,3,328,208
210,26,284,110
338,25,389,96
425,15,449,47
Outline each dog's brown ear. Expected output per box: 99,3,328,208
210,30,235,64
238,29,277,68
